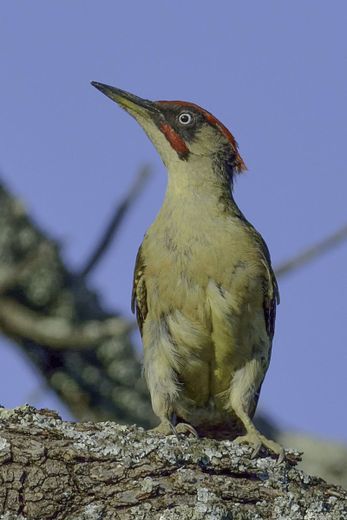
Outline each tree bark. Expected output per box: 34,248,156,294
0,406,346,520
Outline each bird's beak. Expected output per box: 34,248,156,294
91,81,158,120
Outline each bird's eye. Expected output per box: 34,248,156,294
178,112,193,125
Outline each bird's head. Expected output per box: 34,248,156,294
91,82,246,185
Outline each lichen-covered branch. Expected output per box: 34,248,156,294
0,406,346,520
0,180,154,427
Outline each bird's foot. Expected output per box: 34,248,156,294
176,422,199,438
149,420,199,439
233,431,285,463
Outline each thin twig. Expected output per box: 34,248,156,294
80,165,152,278
274,223,347,278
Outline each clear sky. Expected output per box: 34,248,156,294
0,1,346,441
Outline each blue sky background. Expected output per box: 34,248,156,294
0,1,346,441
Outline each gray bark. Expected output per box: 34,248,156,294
0,406,346,520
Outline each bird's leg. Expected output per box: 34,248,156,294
226,363,285,462
232,405,284,462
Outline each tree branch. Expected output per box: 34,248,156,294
0,296,132,349
275,224,347,278
0,180,154,426
80,165,152,278
0,406,346,519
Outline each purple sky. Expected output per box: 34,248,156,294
1,1,346,441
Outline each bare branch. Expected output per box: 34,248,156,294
80,165,152,278
0,296,132,349
275,223,347,278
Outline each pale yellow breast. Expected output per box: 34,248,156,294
141,204,269,410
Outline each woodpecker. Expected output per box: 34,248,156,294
92,81,283,460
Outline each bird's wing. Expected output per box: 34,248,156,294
131,245,148,336
233,211,279,341
248,265,279,418
263,267,279,340
247,221,279,341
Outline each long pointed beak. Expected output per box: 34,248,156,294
91,81,158,119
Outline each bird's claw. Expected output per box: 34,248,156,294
175,422,199,438
149,420,198,439
250,442,262,459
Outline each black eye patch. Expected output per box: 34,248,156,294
158,105,205,143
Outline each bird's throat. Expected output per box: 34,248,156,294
164,155,237,215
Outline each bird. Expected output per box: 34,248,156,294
91,81,284,460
